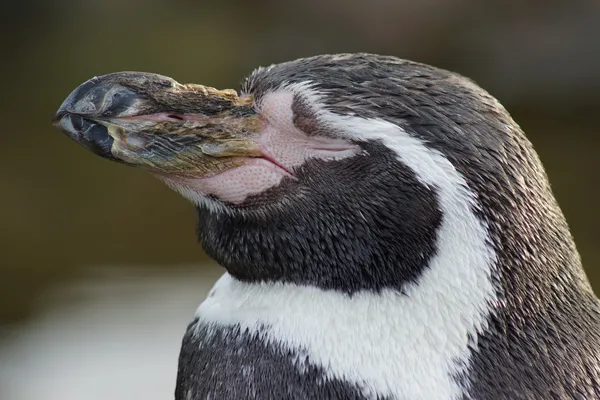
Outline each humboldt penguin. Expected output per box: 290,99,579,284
53,53,600,399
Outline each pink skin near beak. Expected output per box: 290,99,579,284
153,90,359,206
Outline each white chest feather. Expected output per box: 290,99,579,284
198,263,492,400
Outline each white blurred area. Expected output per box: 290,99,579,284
0,265,222,400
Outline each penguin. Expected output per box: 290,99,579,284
53,53,600,400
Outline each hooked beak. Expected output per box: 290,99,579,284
52,72,263,177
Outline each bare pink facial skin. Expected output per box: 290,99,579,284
157,90,360,206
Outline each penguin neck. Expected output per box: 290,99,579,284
194,158,499,399
195,198,443,294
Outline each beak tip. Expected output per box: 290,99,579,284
52,74,142,164
52,110,66,124
53,87,77,123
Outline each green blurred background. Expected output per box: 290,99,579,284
0,1,599,394
2,0,600,323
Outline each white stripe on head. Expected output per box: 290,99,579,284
196,84,498,399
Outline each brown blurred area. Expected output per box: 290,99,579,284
1,0,599,326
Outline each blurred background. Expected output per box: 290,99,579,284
1,0,599,399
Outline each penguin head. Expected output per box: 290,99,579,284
53,53,575,294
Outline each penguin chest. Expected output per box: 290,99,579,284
174,273,485,400
175,321,369,399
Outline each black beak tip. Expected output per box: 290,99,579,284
52,74,141,162
53,110,118,162
52,110,67,124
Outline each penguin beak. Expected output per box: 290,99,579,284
52,72,263,177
